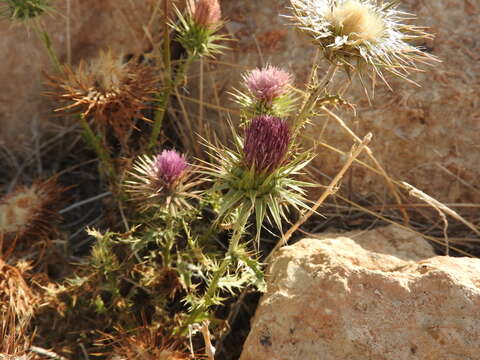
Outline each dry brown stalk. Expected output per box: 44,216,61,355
200,321,215,360
266,132,372,262
321,105,410,224
402,181,480,255
335,193,475,258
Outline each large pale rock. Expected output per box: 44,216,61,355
240,225,480,360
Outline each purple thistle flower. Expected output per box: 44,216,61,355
153,150,188,187
190,0,222,28
244,65,293,104
243,115,291,174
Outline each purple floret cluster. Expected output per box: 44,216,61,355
245,65,292,104
191,0,222,28
154,149,188,187
243,115,291,174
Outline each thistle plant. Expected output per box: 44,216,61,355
125,149,200,217
149,0,227,149
233,65,297,120
287,0,437,83
183,114,313,329
206,115,313,244
176,0,226,59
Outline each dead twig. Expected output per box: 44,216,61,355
321,106,410,225
402,181,480,255
266,132,372,263
30,346,70,360
201,320,215,360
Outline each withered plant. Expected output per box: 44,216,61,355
47,50,158,147
102,326,192,360
0,178,63,258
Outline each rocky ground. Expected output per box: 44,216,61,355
242,225,480,360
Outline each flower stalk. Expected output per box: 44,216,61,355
32,22,61,73
79,115,116,180
149,54,197,150
149,0,226,149
293,62,338,133
182,202,250,331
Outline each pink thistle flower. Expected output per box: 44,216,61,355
153,150,188,188
125,149,198,214
243,115,291,174
190,0,222,28
244,65,293,104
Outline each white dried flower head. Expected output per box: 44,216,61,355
287,0,437,83
0,179,63,247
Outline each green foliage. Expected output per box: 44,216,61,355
231,87,299,122
203,130,315,242
0,0,50,21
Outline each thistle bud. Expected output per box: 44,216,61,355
243,115,291,174
244,65,293,104
190,0,222,28
153,150,189,188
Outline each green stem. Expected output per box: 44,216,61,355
149,54,197,150
163,217,176,268
32,22,62,73
162,0,172,81
182,204,251,331
79,115,116,180
293,62,338,135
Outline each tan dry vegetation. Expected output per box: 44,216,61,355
0,0,154,148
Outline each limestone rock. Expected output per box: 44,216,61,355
240,225,480,360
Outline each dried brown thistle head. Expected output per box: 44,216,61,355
139,266,184,299
105,326,192,360
0,311,47,359
1,310,33,358
46,50,158,141
0,178,63,256
0,259,38,320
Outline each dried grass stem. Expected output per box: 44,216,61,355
267,132,372,262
